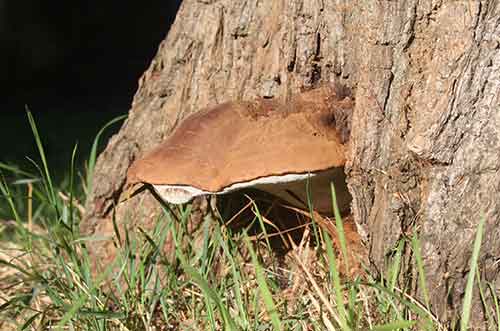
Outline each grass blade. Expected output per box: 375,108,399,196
0,174,22,224
0,162,35,178
389,239,404,293
181,261,237,330
217,229,250,329
86,114,127,193
306,175,321,244
323,229,350,330
331,183,349,275
55,257,116,330
460,216,485,330
69,143,78,233
411,234,430,310
249,197,272,251
487,282,500,331
26,110,57,209
172,221,237,331
244,235,282,331
20,312,42,330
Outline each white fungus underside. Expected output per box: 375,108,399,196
152,173,315,204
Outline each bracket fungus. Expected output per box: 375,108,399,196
127,85,353,215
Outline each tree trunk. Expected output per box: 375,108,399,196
82,0,500,327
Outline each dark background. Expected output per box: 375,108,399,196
0,1,181,176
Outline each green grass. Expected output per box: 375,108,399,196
0,111,496,330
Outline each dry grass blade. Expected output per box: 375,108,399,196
59,191,85,215
308,292,337,331
244,222,311,241
282,204,337,238
27,183,32,234
290,249,340,325
224,200,254,227
391,286,443,329
359,286,373,329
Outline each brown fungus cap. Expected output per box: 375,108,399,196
127,85,353,193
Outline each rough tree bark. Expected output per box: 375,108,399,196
82,0,500,327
